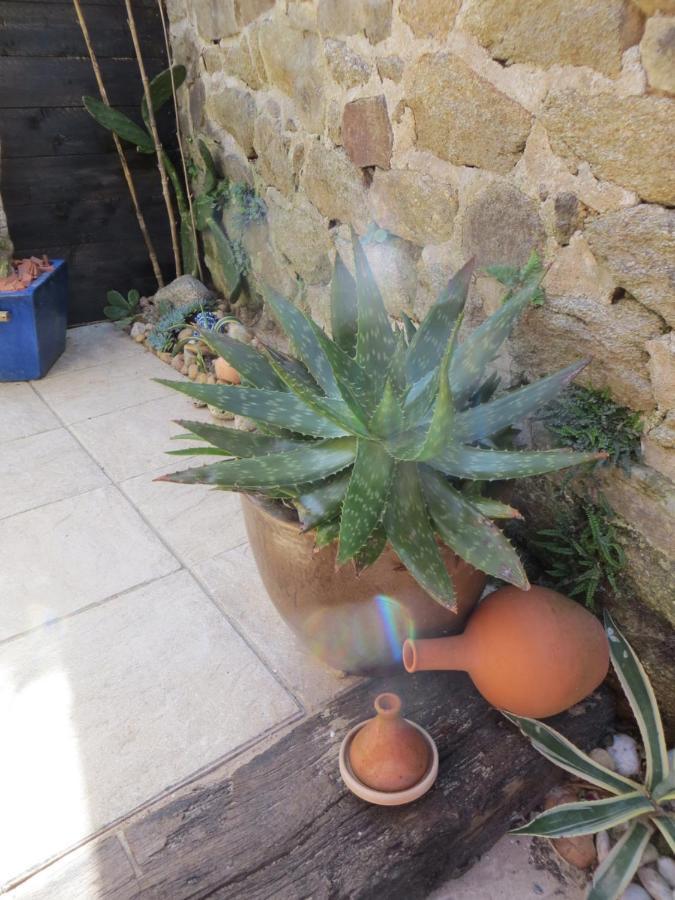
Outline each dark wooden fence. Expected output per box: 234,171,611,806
0,0,175,324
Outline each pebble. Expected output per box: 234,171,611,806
596,830,611,863
133,331,146,343
130,321,146,339
208,405,234,421
657,858,675,888
590,748,616,771
159,351,172,364
621,886,651,900
637,867,672,900
641,845,659,866
207,374,216,384
234,415,256,432
607,734,641,776
192,399,207,408
196,373,208,384
188,364,198,380
171,354,184,372
178,326,194,341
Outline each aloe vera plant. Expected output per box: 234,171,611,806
508,614,674,900
157,235,603,607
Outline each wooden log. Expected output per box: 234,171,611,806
121,672,614,899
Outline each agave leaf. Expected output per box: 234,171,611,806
83,97,153,151
330,253,358,357
352,230,396,396
421,468,528,588
384,462,456,609
353,525,387,573
173,420,306,456
264,288,340,398
652,815,675,854
405,258,474,384
338,441,394,564
504,714,641,796
369,379,405,439
429,445,605,481
605,612,669,790
157,437,356,488
455,360,590,442
156,380,348,438
587,820,653,900
141,65,187,126
315,518,340,548
450,268,544,408
297,471,351,530
511,793,653,838
470,496,523,519
197,330,286,391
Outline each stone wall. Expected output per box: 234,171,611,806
167,0,675,713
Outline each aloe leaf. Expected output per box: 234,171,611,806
264,346,318,391
511,793,653,838
652,815,675,854
83,97,153,151
387,329,409,399
205,218,241,297
405,258,474,384
470,497,523,519
173,420,306,456
414,318,462,460
587,820,653,900
354,525,387,573
504,714,641,796
384,462,456,609
158,437,356,488
402,369,438,430
315,518,341,548
352,230,396,395
455,360,590,442
197,330,286,391
450,269,544,408
307,321,373,420
429,445,605,481
604,613,669,790
141,65,186,126
370,379,405,439
264,288,340,398
330,253,358,357
422,468,528,588
401,312,417,344
156,380,347,438
297,471,351,529
166,446,233,457
338,441,394,564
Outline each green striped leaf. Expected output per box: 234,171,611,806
158,437,356,489
511,793,653,838
455,360,589,442
197,330,285,391
172,420,307,456
155,380,347,438
429,445,605,481
338,441,394,564
330,253,358,356
83,97,153,151
297,471,351,530
588,820,653,900
653,770,675,802
352,230,396,396
354,525,387,573
652,815,675,854
422,468,528,588
605,612,669,791
384,462,456,609
405,258,474,384
504,714,641,796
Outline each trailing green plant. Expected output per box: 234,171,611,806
532,496,625,610
155,235,605,605
487,252,546,307
103,288,141,327
229,182,266,227
542,385,642,471
146,297,215,353
83,66,199,277
508,614,674,900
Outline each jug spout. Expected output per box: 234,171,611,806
402,635,471,674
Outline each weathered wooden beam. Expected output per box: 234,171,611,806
122,672,614,900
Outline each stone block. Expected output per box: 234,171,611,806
542,87,675,206
317,0,392,44
235,0,274,27
405,53,532,174
376,55,404,83
342,95,393,169
585,204,675,327
266,189,333,284
324,39,372,88
646,332,675,410
399,0,461,39
364,237,419,316
193,0,238,40
205,85,256,157
300,141,369,230
208,38,262,89
460,0,644,77
462,182,545,268
640,15,675,94
553,192,584,245
643,411,675,481
543,234,616,305
253,114,296,196
370,169,458,245
632,0,675,14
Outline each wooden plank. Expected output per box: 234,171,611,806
122,672,614,899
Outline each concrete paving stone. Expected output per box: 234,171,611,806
46,322,140,377
0,383,60,445
0,484,179,641
0,428,108,520
0,569,298,888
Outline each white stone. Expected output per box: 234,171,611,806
596,830,612,863
0,382,59,445
657,857,675,888
621,886,651,900
607,733,641,776
637,867,672,900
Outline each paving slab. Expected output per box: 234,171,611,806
0,383,60,445
0,484,179,640
0,569,298,889
0,428,108,520
47,322,140,377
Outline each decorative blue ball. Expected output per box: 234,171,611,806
193,311,220,331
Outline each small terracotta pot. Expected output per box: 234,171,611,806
214,356,240,384
403,585,609,717
241,494,487,674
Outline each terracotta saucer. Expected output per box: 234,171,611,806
339,719,439,806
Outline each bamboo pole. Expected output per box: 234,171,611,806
71,0,164,287
123,0,182,278
156,0,203,281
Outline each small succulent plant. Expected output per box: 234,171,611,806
103,288,141,327
508,614,674,900
157,234,603,608
147,298,215,353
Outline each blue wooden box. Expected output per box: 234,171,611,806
0,260,68,381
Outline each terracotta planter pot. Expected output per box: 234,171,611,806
241,494,487,674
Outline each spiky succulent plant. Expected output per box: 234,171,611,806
157,233,602,609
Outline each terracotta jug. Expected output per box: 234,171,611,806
402,585,609,718
349,693,431,791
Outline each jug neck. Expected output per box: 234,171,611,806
402,634,473,674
